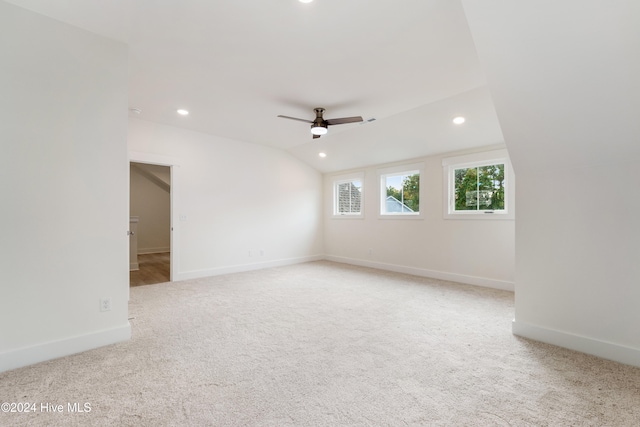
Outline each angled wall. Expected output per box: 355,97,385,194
0,2,130,372
462,0,640,366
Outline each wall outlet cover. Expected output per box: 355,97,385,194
100,297,112,312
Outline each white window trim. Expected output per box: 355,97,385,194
331,172,365,219
378,162,425,219
442,149,515,220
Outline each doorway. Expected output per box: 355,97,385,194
129,162,171,286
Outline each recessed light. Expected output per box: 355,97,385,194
299,0,313,3
129,108,141,114
453,116,465,125
177,109,189,116
319,152,327,158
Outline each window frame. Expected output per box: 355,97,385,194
331,172,365,219
442,149,514,220
378,162,424,219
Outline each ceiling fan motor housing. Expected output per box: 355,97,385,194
311,108,328,134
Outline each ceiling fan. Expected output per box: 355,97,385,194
278,108,363,139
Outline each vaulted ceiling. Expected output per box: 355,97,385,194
6,0,505,172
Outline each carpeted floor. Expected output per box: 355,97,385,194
1,261,639,426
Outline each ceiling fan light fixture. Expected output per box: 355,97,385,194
310,125,327,135
279,107,362,139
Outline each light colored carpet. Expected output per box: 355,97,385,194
1,261,639,426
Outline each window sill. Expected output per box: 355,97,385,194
444,212,514,220
331,214,364,220
378,214,424,220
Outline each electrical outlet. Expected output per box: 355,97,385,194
100,297,112,312
260,249,264,256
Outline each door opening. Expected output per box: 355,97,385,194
129,162,172,286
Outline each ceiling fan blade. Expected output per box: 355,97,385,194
312,134,321,139
277,115,313,124
325,116,363,126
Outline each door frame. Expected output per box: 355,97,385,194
129,151,180,282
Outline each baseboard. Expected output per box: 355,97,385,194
0,323,131,373
324,255,514,291
512,320,640,368
130,262,139,271
175,254,325,281
137,247,170,255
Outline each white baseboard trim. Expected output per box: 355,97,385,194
324,255,514,291
0,323,131,374
175,254,324,281
130,262,139,271
137,247,170,255
512,320,640,368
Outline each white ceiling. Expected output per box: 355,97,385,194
6,0,505,173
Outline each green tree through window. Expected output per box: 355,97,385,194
454,164,504,211
386,173,420,212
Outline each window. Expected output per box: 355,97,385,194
332,173,364,217
443,149,514,219
379,163,423,217
335,180,362,215
453,163,505,211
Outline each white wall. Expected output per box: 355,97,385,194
128,118,324,280
462,0,640,366
0,2,130,372
324,146,515,290
515,163,640,349
130,164,171,254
